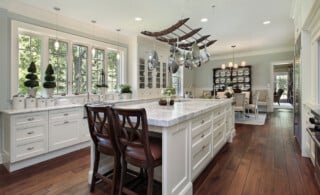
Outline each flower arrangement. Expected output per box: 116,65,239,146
224,87,234,98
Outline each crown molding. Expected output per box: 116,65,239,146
212,47,294,60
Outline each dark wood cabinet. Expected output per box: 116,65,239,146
213,65,252,93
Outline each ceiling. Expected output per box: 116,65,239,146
13,0,294,56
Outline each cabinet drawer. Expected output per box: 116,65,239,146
16,124,46,143
191,112,212,130
14,112,48,126
192,121,211,145
14,140,46,162
213,106,225,118
191,134,212,179
192,134,212,165
213,114,225,130
213,123,225,145
49,108,80,120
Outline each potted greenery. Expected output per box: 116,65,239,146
43,64,56,97
24,61,39,98
120,84,132,99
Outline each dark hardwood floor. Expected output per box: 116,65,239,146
0,108,319,195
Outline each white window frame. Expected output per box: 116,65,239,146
11,20,127,97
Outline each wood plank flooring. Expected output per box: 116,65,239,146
0,108,319,195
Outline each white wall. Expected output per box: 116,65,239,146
193,51,294,95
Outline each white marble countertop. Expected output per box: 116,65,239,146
114,98,231,127
0,104,84,115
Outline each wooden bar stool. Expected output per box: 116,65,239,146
112,107,162,195
85,104,121,194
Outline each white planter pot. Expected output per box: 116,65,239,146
25,98,36,108
46,98,55,107
12,96,25,109
45,88,54,98
120,93,132,100
27,88,37,98
37,98,46,108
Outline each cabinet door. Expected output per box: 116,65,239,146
49,119,80,151
80,118,91,142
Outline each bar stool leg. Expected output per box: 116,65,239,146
90,150,100,192
146,167,154,195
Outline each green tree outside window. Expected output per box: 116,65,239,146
18,34,41,94
91,48,105,94
48,39,68,95
72,44,88,94
107,51,119,92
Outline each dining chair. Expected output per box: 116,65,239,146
85,104,121,194
245,92,260,118
233,93,246,118
112,107,162,195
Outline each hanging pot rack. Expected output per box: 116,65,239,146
141,18,217,51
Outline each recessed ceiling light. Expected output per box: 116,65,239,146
201,18,208,23
263,20,271,25
135,17,142,21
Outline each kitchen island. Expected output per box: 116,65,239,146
90,98,235,195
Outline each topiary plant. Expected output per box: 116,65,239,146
120,84,132,93
43,64,56,88
24,61,39,88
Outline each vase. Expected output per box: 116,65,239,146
27,87,37,98
120,93,132,100
45,88,54,98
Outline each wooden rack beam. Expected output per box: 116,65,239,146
141,18,189,37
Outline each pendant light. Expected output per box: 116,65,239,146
221,45,245,69
91,20,96,57
53,7,60,51
116,29,120,60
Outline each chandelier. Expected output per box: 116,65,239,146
221,45,246,69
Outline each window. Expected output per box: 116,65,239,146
275,73,288,100
48,39,68,95
18,34,41,94
12,21,126,97
107,51,119,92
72,44,88,94
172,67,183,96
91,48,105,94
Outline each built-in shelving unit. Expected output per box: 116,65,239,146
213,65,252,93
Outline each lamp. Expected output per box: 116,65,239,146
116,29,120,60
91,20,96,57
53,7,60,51
221,45,245,69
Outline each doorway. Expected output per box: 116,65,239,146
273,64,293,109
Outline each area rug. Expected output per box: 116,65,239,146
235,113,267,125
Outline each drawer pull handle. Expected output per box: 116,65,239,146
202,145,206,150
201,120,205,124
64,113,69,116
64,121,69,124
27,147,34,151
201,134,205,138
27,131,34,135
27,117,34,121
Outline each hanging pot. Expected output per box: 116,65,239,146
148,50,159,70
184,52,193,70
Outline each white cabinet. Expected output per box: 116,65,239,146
212,106,226,157
80,117,90,142
48,108,81,151
191,112,213,180
2,111,48,162
1,106,90,171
